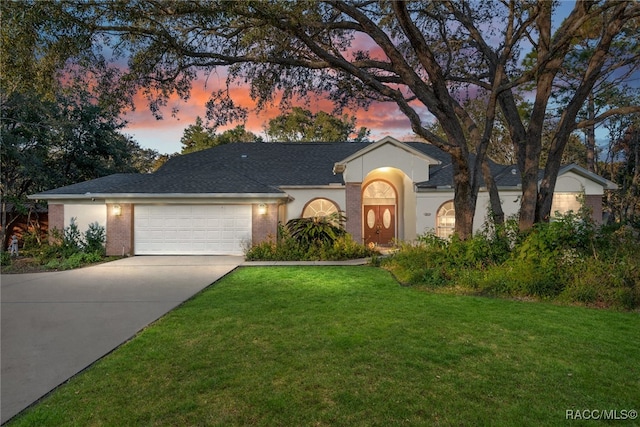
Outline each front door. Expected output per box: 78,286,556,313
364,205,395,246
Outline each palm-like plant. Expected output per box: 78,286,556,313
285,212,347,247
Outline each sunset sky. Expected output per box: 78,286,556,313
122,70,422,155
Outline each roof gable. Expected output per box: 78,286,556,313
333,137,443,182
333,136,441,173
558,164,618,190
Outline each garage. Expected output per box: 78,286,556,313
134,205,252,255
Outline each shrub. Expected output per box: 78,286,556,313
319,234,375,260
63,217,83,256
22,221,108,270
245,228,375,262
381,239,451,286
22,228,43,251
383,212,640,309
84,222,106,255
44,251,105,271
560,249,640,310
1,251,11,267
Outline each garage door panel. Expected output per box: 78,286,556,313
134,205,251,255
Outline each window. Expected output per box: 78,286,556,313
302,198,339,218
363,180,395,200
436,201,455,239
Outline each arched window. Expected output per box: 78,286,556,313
362,180,396,202
436,201,455,239
302,198,339,218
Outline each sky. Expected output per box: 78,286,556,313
121,1,579,155
121,78,418,155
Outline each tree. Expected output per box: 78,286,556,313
180,117,216,154
0,88,158,249
552,12,640,175
502,2,640,227
214,125,264,145
601,105,640,224
265,107,370,142
14,0,640,237
181,118,262,154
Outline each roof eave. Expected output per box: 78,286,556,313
28,192,289,201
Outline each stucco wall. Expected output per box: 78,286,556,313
342,143,432,183
281,187,346,221
64,203,107,235
555,172,604,195
414,190,522,239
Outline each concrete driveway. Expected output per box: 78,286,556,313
0,256,242,424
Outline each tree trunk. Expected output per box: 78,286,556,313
519,131,543,230
451,149,476,240
1,199,7,252
482,158,505,225
585,94,597,173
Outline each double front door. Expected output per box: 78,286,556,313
364,205,395,246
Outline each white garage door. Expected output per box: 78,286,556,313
134,205,252,255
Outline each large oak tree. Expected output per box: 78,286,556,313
7,0,640,237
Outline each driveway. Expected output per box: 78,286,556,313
0,256,242,424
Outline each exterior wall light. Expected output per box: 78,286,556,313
113,205,122,216
258,203,267,215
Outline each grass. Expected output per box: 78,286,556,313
8,267,640,426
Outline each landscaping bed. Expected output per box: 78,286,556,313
383,213,640,310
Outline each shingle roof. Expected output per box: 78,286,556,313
31,173,151,195
31,142,371,196
157,142,367,188
414,152,518,189
31,140,550,198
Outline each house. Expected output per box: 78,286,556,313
29,136,617,256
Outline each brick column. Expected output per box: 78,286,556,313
345,182,362,243
106,203,133,256
48,204,64,244
252,203,279,245
585,195,603,224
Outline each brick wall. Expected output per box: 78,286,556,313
48,204,64,244
345,182,362,243
106,203,133,256
585,195,603,224
252,203,279,245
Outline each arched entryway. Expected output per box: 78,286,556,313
362,180,396,246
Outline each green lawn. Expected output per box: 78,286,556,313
10,267,640,426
